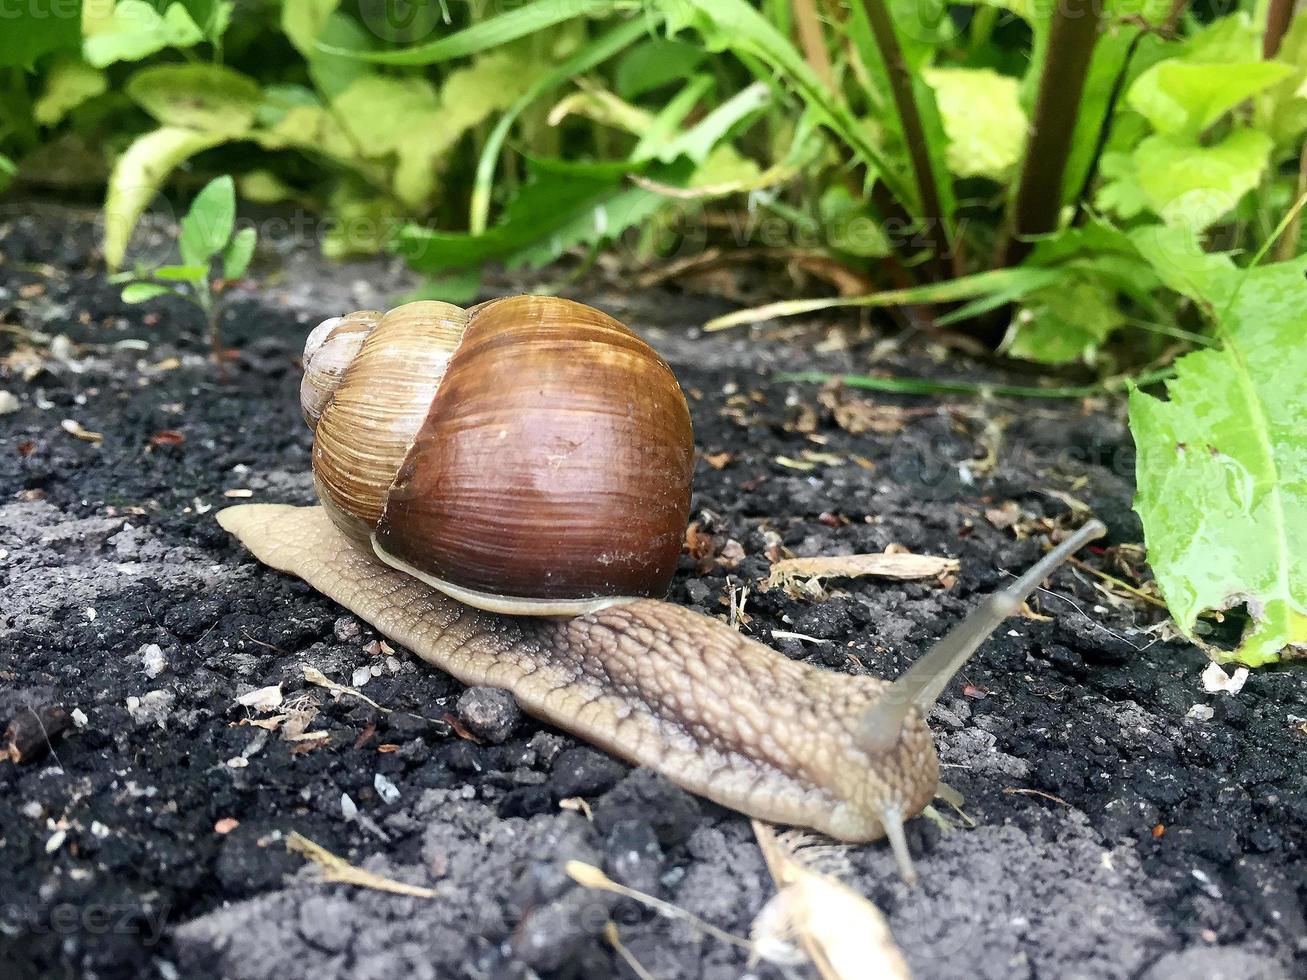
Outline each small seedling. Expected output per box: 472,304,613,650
114,175,256,380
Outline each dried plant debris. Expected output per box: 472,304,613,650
767,550,959,599
2,704,70,764
565,861,751,952
751,821,911,980
286,832,437,899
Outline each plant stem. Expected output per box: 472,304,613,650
858,0,950,275
792,0,834,91
1071,29,1146,221
1264,0,1294,58
1273,143,1307,262
208,304,227,383
1001,0,1104,265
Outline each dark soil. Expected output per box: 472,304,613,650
1,207,1304,980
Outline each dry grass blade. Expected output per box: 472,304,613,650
286,832,437,898
751,821,911,979
603,923,657,980
565,861,751,950
302,666,392,714
766,551,959,597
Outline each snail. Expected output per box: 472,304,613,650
219,295,1105,883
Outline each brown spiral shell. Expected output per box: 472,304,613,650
301,296,694,615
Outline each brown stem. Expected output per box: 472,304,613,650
1000,0,1105,266
793,0,835,91
1274,141,1307,262
208,305,227,383
1264,0,1294,58
859,0,950,276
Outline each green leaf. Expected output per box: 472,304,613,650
0,154,17,195
83,1,205,68
1133,129,1272,230
1129,255,1307,665
103,127,228,271
34,59,109,127
222,227,257,280
179,175,237,267
660,81,769,165
1095,148,1152,221
322,180,404,259
0,2,80,68
819,185,891,258
318,0,629,65
616,39,709,99
399,157,688,273
295,5,374,101
152,264,208,282
923,67,1026,182
126,64,261,136
121,282,175,303
1128,59,1292,137
470,17,654,233
655,0,918,218
282,0,338,56
1007,278,1125,364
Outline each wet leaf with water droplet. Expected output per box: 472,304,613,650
1130,231,1307,666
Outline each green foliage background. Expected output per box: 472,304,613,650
1,0,1305,663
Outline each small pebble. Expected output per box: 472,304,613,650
374,772,401,805
333,615,362,643
456,687,521,744
138,643,167,678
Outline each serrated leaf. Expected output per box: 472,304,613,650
83,1,204,68
222,227,257,280
1133,129,1272,230
1007,278,1125,364
121,282,175,303
180,176,236,268
34,59,108,127
103,127,227,271
923,67,1026,182
1129,255,1307,665
1128,59,1292,137
126,63,261,135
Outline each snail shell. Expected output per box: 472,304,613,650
301,296,695,616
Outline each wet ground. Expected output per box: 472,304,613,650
1,207,1304,980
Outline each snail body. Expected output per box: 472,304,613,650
222,296,1105,882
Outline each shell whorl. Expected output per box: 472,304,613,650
305,301,471,538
